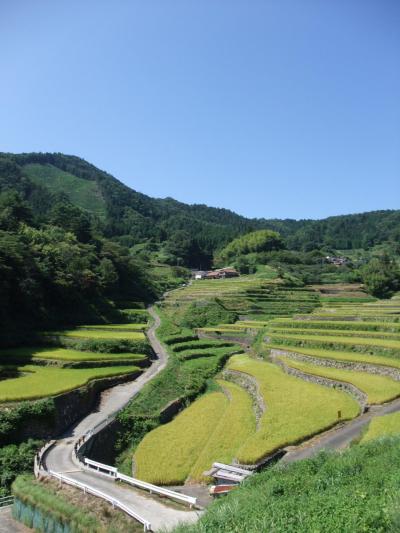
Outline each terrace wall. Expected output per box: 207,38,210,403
0,371,140,446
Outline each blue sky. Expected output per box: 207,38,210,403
1,1,399,219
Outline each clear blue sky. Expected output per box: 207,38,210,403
1,1,399,220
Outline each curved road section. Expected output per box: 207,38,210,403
44,306,200,531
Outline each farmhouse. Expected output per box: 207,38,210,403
193,270,208,280
192,267,239,280
325,255,349,267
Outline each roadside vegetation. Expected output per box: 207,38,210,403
12,476,142,532
173,437,400,533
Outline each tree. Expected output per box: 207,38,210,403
360,255,400,298
216,229,285,264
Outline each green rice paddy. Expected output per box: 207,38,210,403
0,364,141,402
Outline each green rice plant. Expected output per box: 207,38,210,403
134,391,229,484
0,346,147,363
268,343,400,370
172,341,234,353
0,364,140,402
163,334,199,345
279,356,400,404
188,380,256,482
176,345,242,361
43,329,145,340
227,355,359,464
361,412,400,443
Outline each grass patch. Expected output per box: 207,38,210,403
173,437,400,533
361,412,400,443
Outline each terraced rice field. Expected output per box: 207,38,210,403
268,344,400,370
269,332,400,357
227,354,359,464
133,285,400,487
134,379,256,484
361,412,400,443
267,294,400,369
0,346,147,364
163,276,320,321
43,328,146,340
279,355,400,404
134,390,229,484
0,315,150,403
270,326,400,341
78,323,147,331
0,364,141,402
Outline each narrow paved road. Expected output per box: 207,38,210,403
282,397,400,463
0,507,31,533
44,306,200,531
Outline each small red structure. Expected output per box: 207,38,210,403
209,484,238,496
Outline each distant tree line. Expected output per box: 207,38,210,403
2,152,399,269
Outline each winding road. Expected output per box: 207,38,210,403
43,306,201,531
7,304,400,531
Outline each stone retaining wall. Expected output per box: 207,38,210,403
1,371,141,445
222,369,265,429
271,348,400,381
271,352,368,410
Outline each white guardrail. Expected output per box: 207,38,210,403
49,471,151,531
84,458,197,507
0,495,14,508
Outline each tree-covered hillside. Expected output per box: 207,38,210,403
1,152,399,268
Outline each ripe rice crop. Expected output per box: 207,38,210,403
269,327,400,341
279,356,400,404
227,355,359,464
188,380,256,482
268,344,400,370
0,364,140,402
134,391,229,485
269,333,400,357
270,319,400,333
361,412,400,443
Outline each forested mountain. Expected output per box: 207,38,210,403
0,152,399,269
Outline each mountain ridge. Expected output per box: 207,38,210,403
1,152,399,264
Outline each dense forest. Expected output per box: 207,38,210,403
0,151,399,341
1,152,399,268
